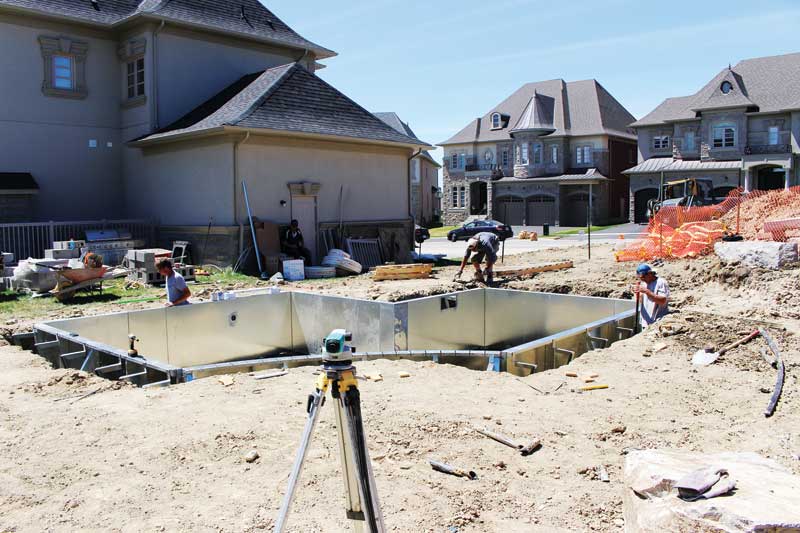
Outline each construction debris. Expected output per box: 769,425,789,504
373,263,432,281
428,459,477,480
475,427,541,456
759,328,784,418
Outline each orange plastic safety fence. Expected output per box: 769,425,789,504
616,185,800,262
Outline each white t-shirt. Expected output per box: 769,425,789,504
640,277,669,327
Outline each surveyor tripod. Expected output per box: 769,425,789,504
275,330,385,533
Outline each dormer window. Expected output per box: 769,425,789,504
491,113,501,129
720,81,733,94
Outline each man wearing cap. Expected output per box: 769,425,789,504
634,264,669,327
457,232,500,283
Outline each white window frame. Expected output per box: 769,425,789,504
653,136,671,150
491,113,501,129
521,144,529,165
684,131,695,151
551,145,558,164
502,148,509,167
583,146,592,164
53,55,74,89
450,153,458,169
451,187,458,208
458,153,465,169
768,126,779,145
126,57,145,99
459,186,466,207
712,124,736,148
532,143,542,164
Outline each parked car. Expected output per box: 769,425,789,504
414,225,430,244
447,220,513,242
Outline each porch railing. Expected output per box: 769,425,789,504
0,219,156,263
745,144,791,155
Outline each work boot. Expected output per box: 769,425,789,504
486,271,494,284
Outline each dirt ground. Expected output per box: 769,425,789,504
1,243,798,532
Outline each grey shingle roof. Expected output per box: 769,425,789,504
496,168,609,184
138,64,428,147
0,0,334,58
632,52,800,127
440,79,636,146
374,112,439,166
624,158,742,175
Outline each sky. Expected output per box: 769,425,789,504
265,0,800,183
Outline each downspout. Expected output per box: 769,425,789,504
234,131,251,253
408,149,423,224
152,20,165,130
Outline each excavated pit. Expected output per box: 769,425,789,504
32,288,635,387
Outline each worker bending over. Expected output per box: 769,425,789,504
458,232,500,283
157,259,191,307
634,263,669,327
283,219,313,265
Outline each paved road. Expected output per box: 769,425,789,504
418,223,646,258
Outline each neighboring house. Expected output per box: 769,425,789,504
0,1,428,262
625,52,800,223
375,112,441,226
439,79,637,227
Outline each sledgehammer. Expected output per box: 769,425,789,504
476,427,542,456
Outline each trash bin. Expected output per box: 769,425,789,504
542,224,550,236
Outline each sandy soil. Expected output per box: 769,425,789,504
1,244,798,532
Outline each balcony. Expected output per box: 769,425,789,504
745,144,792,155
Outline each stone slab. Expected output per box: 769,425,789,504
624,449,800,532
44,248,81,260
714,241,798,269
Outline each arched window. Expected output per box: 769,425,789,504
491,113,501,129
712,123,736,148
720,81,733,94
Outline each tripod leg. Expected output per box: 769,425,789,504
275,388,325,533
339,387,386,533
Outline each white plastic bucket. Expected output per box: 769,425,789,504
282,259,306,281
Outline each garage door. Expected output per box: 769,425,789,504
495,196,525,225
633,188,658,223
526,195,556,225
562,192,596,227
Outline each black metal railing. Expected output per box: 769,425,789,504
745,144,791,155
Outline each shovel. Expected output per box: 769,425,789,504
692,329,760,366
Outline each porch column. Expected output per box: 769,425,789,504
744,169,752,193
486,180,494,219
785,167,792,190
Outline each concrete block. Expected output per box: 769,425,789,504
624,449,800,532
44,248,80,260
714,241,798,269
53,240,85,250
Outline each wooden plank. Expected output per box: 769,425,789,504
493,261,573,277
373,271,432,281
375,264,432,273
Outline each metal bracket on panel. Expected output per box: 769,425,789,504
588,334,609,348
119,371,147,381
440,295,458,311
554,347,576,364
60,349,87,361
94,361,122,375
514,361,537,372
616,326,634,339
33,340,59,353
142,379,170,388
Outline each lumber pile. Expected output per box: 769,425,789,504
493,261,573,278
373,263,433,281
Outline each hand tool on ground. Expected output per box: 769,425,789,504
275,329,385,533
692,329,760,366
475,427,541,456
428,459,477,480
759,327,784,418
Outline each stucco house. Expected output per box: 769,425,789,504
0,0,428,262
439,79,637,227
374,112,441,226
625,52,800,223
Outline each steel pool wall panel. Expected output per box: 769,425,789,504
128,307,169,362
404,289,485,350
290,292,392,354
44,312,130,352
165,292,293,367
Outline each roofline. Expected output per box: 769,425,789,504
130,125,432,150
416,152,441,167
0,5,337,59
689,103,754,113
0,189,39,195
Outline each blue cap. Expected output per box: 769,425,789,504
636,264,652,276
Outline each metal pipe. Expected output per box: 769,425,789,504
241,180,265,277
152,20,166,129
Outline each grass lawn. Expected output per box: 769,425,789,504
543,224,622,237
428,225,457,238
